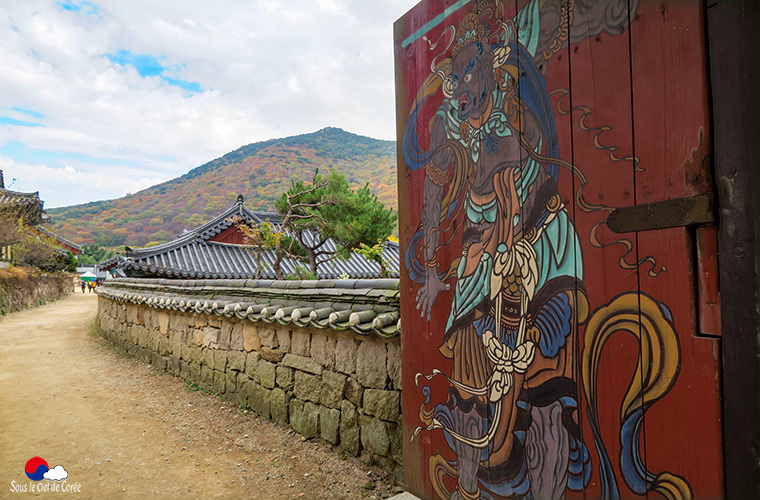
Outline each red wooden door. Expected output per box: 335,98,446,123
394,1,723,499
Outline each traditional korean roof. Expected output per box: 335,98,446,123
0,187,41,208
0,187,47,222
35,225,83,254
97,277,401,338
100,196,399,280
187,194,283,241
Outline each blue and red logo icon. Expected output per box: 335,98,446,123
25,457,49,481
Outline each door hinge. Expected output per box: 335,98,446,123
605,192,716,234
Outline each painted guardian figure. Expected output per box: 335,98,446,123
398,0,698,498
405,2,587,498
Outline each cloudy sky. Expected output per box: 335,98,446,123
0,0,419,208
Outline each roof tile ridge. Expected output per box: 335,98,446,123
190,202,247,238
35,225,83,250
0,187,41,198
127,230,200,258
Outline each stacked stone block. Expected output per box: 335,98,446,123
96,297,402,469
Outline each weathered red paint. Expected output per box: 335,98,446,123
209,225,246,244
630,3,723,498
696,225,720,336
28,226,83,255
395,1,723,498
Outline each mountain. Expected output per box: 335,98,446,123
47,128,398,250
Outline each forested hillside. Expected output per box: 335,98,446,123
48,128,398,250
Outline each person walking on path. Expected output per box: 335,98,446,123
80,280,86,293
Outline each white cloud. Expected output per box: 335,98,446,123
0,0,420,208
43,465,68,482
287,75,304,93
0,157,169,208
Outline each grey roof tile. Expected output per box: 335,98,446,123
99,200,399,280
97,276,400,338
35,225,83,253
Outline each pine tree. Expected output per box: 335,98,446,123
275,169,397,277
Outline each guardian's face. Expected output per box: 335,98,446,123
450,42,494,120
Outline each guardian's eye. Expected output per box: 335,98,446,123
464,73,473,83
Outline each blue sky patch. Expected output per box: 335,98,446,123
11,107,44,119
57,0,99,16
0,140,141,168
162,77,202,93
0,117,44,128
106,50,202,94
107,50,164,78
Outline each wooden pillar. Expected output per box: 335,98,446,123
707,1,760,498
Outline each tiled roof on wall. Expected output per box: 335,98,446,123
97,277,401,338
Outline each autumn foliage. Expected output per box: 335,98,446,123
47,128,398,253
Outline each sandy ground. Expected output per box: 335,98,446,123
0,292,399,499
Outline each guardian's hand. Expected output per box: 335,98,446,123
416,269,450,321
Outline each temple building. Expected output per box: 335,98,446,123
0,170,81,266
99,195,399,280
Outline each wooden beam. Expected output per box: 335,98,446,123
605,192,716,233
707,1,760,498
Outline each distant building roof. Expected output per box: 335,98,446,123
0,187,47,221
0,187,41,207
100,196,399,280
0,171,49,224
76,265,109,279
187,194,283,241
35,225,83,255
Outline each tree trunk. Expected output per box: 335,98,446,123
306,247,318,276
255,245,261,279
273,245,283,280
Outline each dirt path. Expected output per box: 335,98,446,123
0,292,399,499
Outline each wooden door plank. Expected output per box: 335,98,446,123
629,2,724,498
396,5,429,497
396,2,479,497
563,2,646,498
636,228,725,499
537,2,588,499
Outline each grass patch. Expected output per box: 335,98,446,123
185,381,215,395
361,480,376,491
88,318,101,337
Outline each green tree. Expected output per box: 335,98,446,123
13,226,74,271
228,216,286,279
0,203,43,248
275,169,397,276
61,250,78,272
78,244,115,266
355,239,393,278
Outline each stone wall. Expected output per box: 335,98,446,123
95,278,402,474
0,268,71,315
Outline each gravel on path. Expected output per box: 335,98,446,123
0,292,399,499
